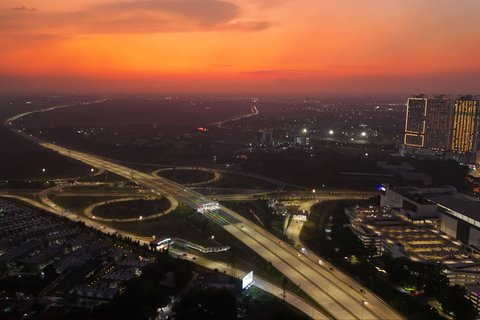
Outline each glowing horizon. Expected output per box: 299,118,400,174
1,0,480,94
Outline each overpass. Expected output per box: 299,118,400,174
6,100,403,320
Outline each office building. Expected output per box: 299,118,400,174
401,95,479,164
424,95,453,151
380,185,480,250
404,97,427,147
449,97,479,162
259,130,273,147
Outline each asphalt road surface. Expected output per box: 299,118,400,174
6,102,403,320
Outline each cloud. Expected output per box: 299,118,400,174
241,69,322,77
96,0,238,27
12,6,37,11
222,20,271,31
0,33,67,53
254,0,290,9
0,0,271,36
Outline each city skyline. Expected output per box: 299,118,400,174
1,0,480,94
402,94,480,164
2,1,480,318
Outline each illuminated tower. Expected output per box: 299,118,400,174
424,95,453,151
404,97,427,147
402,95,479,164
450,97,479,156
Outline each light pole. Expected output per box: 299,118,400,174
361,299,368,319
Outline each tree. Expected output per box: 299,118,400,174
174,288,236,320
439,285,477,320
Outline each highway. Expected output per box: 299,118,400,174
6,102,403,320
0,194,153,244
83,196,178,222
169,248,329,320
0,193,325,319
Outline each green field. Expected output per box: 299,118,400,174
76,171,127,183
92,198,171,219
101,206,218,246
208,172,277,189
241,287,310,320
49,195,120,211
158,169,215,184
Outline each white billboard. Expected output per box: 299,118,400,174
242,271,254,289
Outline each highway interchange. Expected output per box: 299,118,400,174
5,101,403,320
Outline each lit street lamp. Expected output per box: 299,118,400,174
361,299,368,319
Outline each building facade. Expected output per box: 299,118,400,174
449,97,479,163
401,95,479,165
404,97,427,147
424,95,453,151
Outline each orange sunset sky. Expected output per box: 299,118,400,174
1,0,480,94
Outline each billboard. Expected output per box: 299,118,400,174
242,271,254,289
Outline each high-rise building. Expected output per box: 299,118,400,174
259,130,273,147
404,97,427,147
402,95,479,164
424,95,453,151
294,135,310,147
450,97,479,156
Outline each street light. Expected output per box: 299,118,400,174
328,130,334,135
361,299,368,319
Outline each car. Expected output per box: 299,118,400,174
329,267,334,272
192,257,197,260
360,289,366,294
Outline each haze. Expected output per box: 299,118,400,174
1,0,479,94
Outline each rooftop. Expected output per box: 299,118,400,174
429,193,480,221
